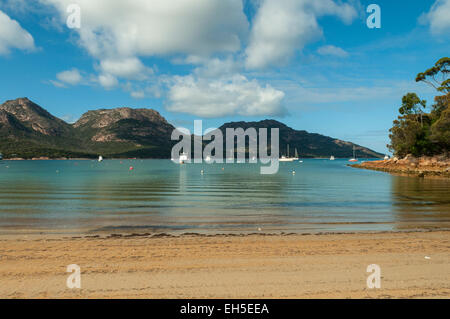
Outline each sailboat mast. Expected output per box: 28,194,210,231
287,144,290,157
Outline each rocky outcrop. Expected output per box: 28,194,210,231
74,107,169,129
73,107,175,148
351,154,450,178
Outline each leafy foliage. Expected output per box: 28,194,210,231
416,57,450,93
389,57,450,157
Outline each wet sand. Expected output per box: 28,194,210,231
0,231,449,298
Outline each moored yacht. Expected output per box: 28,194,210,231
348,146,358,162
279,144,296,162
293,148,299,161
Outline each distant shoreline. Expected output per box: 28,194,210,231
3,157,383,161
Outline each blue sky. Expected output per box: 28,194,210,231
0,0,449,154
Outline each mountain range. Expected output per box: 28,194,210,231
0,98,383,159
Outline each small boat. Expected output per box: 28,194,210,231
293,148,299,161
98,155,103,162
205,155,212,163
179,152,189,164
279,144,296,162
330,155,335,161
384,155,389,160
348,146,358,162
279,156,295,162
294,148,303,162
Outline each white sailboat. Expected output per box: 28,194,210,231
293,148,299,161
384,154,389,160
348,146,358,162
98,155,103,162
330,155,335,161
279,144,296,162
294,148,303,162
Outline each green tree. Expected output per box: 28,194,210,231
416,57,449,93
429,93,450,151
388,117,423,157
399,92,426,127
388,57,450,157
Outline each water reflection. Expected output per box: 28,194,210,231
1,159,450,234
391,175,450,230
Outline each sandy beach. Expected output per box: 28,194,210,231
0,230,449,299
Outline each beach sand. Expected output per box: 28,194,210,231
0,231,449,299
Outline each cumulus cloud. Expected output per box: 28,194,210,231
245,0,357,69
41,0,248,58
56,68,82,85
166,74,285,118
317,45,349,57
0,10,35,55
165,56,286,117
98,73,118,89
99,57,152,80
421,0,450,34
39,0,249,94
130,91,145,99
167,75,284,117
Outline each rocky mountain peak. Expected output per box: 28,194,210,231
0,98,70,136
74,107,169,129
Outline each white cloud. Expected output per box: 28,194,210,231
0,10,35,55
99,57,152,80
193,56,241,78
41,0,248,58
245,0,357,69
421,0,450,34
317,45,349,57
39,0,249,94
56,68,83,85
130,91,145,99
166,74,285,117
98,73,118,89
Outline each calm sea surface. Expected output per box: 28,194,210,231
0,159,449,235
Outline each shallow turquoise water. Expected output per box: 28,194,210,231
0,159,449,235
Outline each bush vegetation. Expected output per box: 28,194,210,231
388,57,449,157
